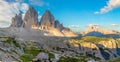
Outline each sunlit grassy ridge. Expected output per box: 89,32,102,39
69,36,113,43
81,36,112,43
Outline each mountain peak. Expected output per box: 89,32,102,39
28,6,34,11
40,10,55,30
82,25,119,37
23,6,38,28
45,10,51,14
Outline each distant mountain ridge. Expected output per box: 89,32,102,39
11,7,77,37
82,25,120,38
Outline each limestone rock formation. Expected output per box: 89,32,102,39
40,10,55,30
11,14,23,27
62,28,77,37
54,20,64,31
23,7,38,28
10,6,77,37
68,37,120,61
39,10,77,37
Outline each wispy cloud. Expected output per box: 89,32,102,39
95,0,120,14
87,24,100,27
0,0,29,28
29,0,49,6
68,25,80,28
110,24,120,27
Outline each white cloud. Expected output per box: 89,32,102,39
38,16,42,20
95,0,120,14
20,3,29,13
68,25,80,28
87,24,99,26
110,24,120,26
0,0,29,28
29,0,49,6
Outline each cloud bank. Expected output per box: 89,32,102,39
0,0,29,28
95,0,120,14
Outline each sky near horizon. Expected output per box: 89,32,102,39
0,0,120,32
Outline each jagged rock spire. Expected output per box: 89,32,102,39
23,6,38,28
11,13,23,27
39,10,55,30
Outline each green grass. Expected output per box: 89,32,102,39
48,52,55,59
21,46,43,62
21,46,55,62
4,37,21,48
81,36,112,43
0,36,9,38
23,46,45,56
107,57,120,62
20,54,33,62
58,56,82,62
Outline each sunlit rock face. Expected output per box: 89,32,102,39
39,10,77,37
39,10,55,30
68,37,120,61
23,7,38,28
11,14,23,27
10,6,77,37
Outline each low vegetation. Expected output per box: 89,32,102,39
81,36,112,43
3,37,21,48
21,46,55,62
107,57,120,62
58,55,99,62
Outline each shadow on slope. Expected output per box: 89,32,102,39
84,31,120,39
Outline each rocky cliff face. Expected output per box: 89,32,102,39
54,20,64,31
39,10,77,37
68,37,120,61
11,14,23,27
23,7,38,28
40,10,55,30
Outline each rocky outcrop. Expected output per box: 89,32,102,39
62,28,77,37
68,37,120,61
33,52,49,62
39,10,77,37
11,14,23,27
40,10,55,30
54,20,64,31
23,7,38,28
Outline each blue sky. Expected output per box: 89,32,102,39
0,0,120,32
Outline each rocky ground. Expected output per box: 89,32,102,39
0,28,120,62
